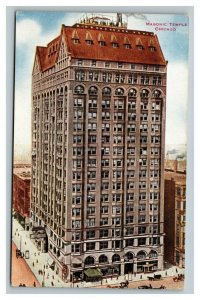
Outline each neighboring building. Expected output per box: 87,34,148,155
31,14,167,282
165,159,186,174
13,165,31,230
164,162,186,268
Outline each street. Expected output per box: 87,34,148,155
11,242,40,287
11,218,185,289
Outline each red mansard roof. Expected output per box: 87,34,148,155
36,24,167,72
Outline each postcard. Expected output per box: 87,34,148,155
12,11,188,289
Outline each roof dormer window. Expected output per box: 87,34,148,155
98,33,106,46
149,46,156,52
99,41,106,46
72,29,80,44
136,38,144,50
148,38,156,52
73,39,80,44
85,32,93,45
86,40,93,45
111,34,118,48
124,36,131,49
112,42,119,48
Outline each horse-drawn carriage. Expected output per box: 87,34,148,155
147,274,162,281
173,274,184,282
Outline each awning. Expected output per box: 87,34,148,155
48,258,55,267
84,268,103,278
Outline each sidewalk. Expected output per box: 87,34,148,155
12,218,184,288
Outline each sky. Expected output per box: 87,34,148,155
14,11,189,162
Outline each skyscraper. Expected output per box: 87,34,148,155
31,14,167,282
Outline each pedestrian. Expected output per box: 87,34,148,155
52,275,54,279
33,281,36,287
34,252,36,256
36,259,38,263
51,281,54,286
140,275,142,279
32,262,35,267
176,268,178,273
165,271,167,276
77,284,79,288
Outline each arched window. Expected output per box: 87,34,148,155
128,88,137,97
89,86,98,95
140,89,149,98
85,256,95,265
149,250,158,258
112,254,121,262
153,89,162,99
115,88,124,96
124,252,134,261
74,85,84,94
102,87,111,96
137,250,146,259
99,254,108,264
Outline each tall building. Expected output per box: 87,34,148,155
31,14,167,282
164,161,186,268
13,164,31,230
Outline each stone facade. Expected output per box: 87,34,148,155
31,19,167,282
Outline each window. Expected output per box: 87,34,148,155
138,226,146,234
138,215,146,223
72,208,81,217
72,244,81,253
99,41,106,46
88,99,97,108
105,62,110,68
101,206,108,214
112,217,121,225
128,88,137,96
125,239,134,247
99,241,108,250
72,220,81,228
88,159,96,167
118,62,123,69
77,59,83,66
86,242,95,251
153,89,162,98
141,75,149,85
100,229,108,238
87,195,96,203
87,206,95,215
72,196,82,205
75,70,85,81
112,229,121,237
101,194,109,202
115,88,124,96
138,238,146,246
100,218,108,226
88,147,96,155
85,256,95,265
131,64,135,70
126,228,134,235
88,135,97,143
87,183,96,191
88,86,98,95
74,98,83,107
91,60,96,66
102,87,111,95
126,216,134,224
86,230,95,239
86,218,95,227
112,42,118,48
99,255,108,263
102,73,112,83
74,85,84,94
140,89,149,98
